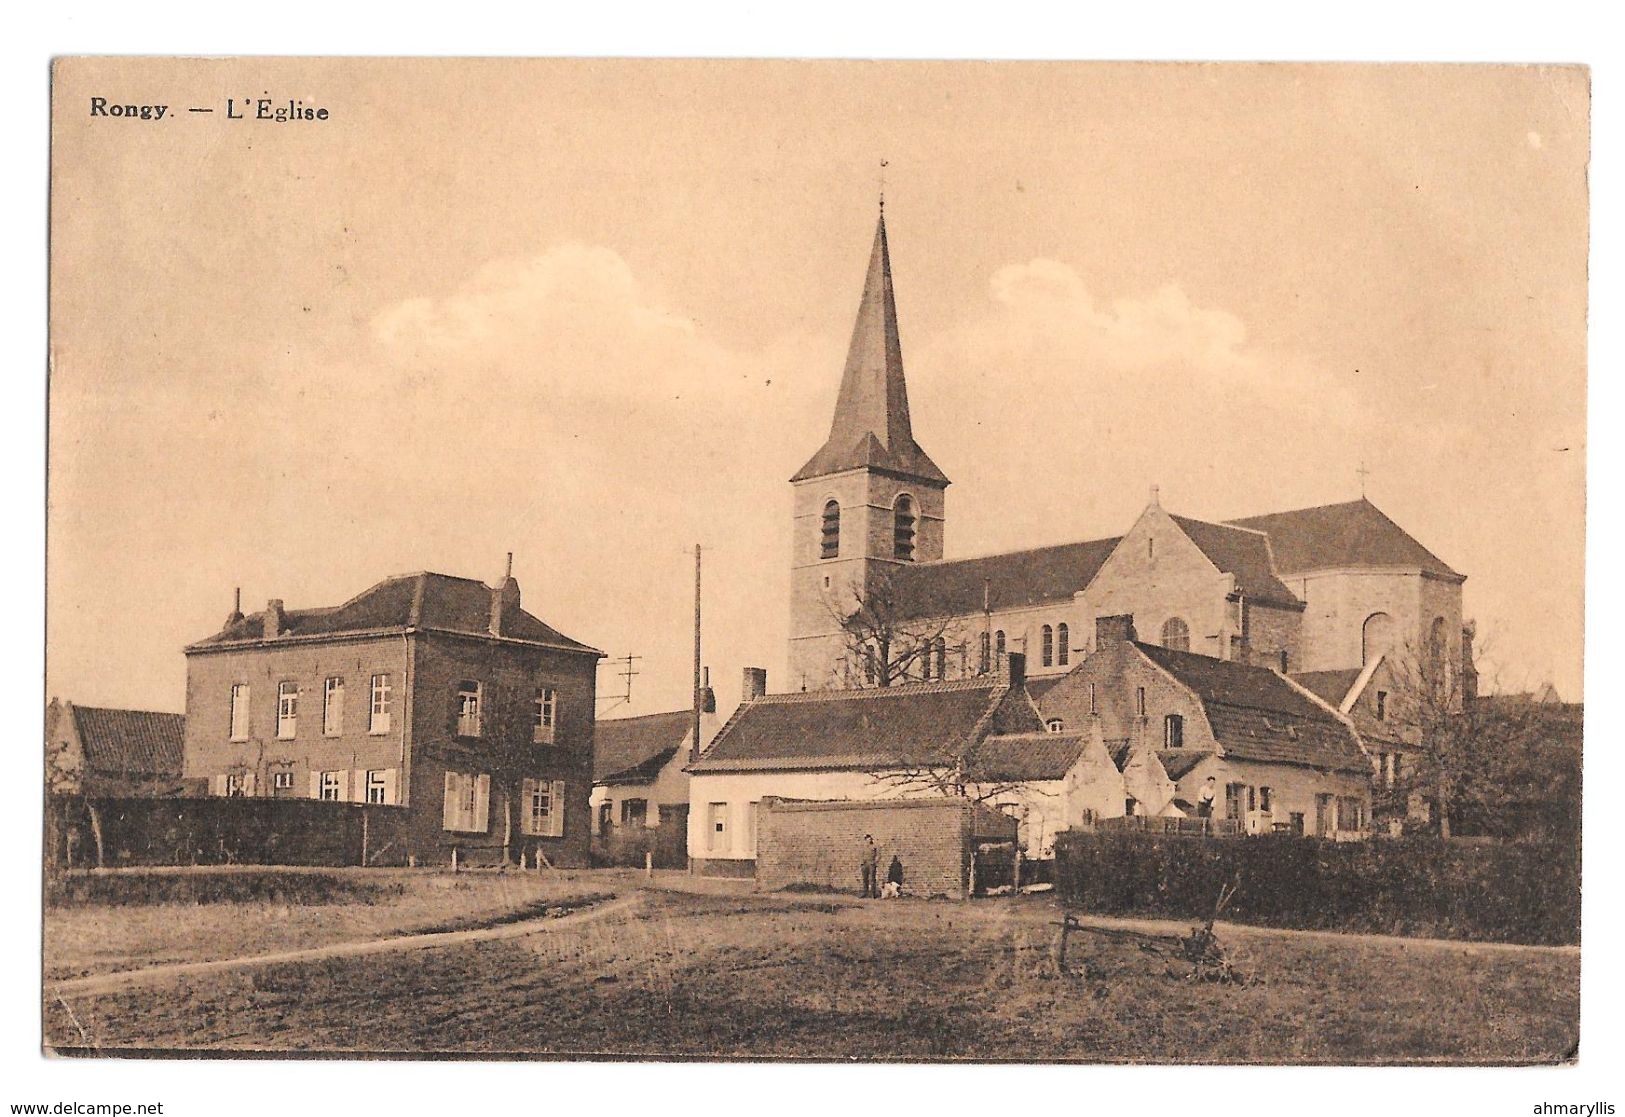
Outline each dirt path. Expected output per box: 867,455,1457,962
49,892,643,999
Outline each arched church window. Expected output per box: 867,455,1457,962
995,630,1006,665
1362,612,1394,665
894,495,916,561
934,637,947,681
1041,625,1054,667
979,632,991,674
1161,617,1190,653
1057,623,1070,665
821,500,840,560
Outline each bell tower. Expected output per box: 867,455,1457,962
787,208,949,690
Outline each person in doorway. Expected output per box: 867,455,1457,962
1196,777,1218,818
860,834,879,897
884,854,904,898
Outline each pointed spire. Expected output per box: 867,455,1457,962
792,210,948,485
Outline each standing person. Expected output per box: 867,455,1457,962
860,834,879,898
1196,777,1218,818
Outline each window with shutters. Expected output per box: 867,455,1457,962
821,501,840,559
456,681,482,737
1041,625,1054,667
323,677,344,736
369,673,392,734
893,495,916,561
229,683,250,741
1057,623,1070,666
533,686,557,744
223,773,244,797
365,769,388,804
276,681,298,739
271,770,294,792
522,778,564,837
319,771,342,802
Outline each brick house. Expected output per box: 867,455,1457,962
45,699,186,797
1038,617,1373,837
182,569,603,866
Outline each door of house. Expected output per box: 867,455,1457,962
1315,794,1333,837
655,804,689,869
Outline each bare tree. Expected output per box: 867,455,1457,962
825,565,972,688
1379,624,1562,840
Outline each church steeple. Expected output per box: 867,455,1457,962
791,211,949,486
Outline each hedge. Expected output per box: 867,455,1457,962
1053,831,1579,946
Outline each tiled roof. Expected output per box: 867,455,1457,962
1157,749,1213,781
690,678,1040,774
1135,643,1367,774
72,706,185,778
1291,668,1364,707
964,732,1091,783
594,709,693,783
189,572,600,654
1227,498,1461,579
1025,675,1066,704
1167,515,1301,609
890,537,1121,621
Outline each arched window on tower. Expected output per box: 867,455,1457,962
1161,617,1190,653
995,630,1006,666
934,637,947,681
821,500,841,559
893,495,916,561
1057,623,1070,665
1428,616,1450,688
1041,625,1054,667
979,632,991,674
1362,612,1394,665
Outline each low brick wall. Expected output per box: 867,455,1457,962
756,797,1016,900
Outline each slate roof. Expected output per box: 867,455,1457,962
1167,515,1301,609
189,572,600,655
792,213,948,486
689,678,1040,773
1291,668,1364,707
1227,498,1461,580
1135,643,1368,773
594,709,693,784
890,537,1121,621
963,732,1091,783
72,706,185,778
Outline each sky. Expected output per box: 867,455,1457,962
47,59,1589,716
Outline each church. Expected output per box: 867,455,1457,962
787,209,1470,704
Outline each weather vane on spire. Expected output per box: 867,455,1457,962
879,158,889,210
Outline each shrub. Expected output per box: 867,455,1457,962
1053,832,1579,946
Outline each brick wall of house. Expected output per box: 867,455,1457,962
757,797,989,899
408,633,597,867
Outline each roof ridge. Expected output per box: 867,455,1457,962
753,678,998,704
72,704,184,717
599,708,695,725
908,534,1123,569
1168,511,1271,538
1225,497,1372,523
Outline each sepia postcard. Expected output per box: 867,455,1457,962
43,57,1588,1070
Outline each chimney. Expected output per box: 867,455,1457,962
263,599,285,640
1095,614,1137,649
1002,651,1026,693
223,586,244,629
742,667,768,704
699,666,716,714
488,561,521,637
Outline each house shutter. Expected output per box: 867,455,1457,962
310,771,323,799
351,769,368,804
334,769,350,803
443,772,458,830
212,774,226,797
474,773,491,833
550,780,566,837
242,773,257,798
520,778,537,836
381,768,398,806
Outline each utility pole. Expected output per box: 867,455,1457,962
691,543,703,765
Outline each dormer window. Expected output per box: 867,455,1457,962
821,500,841,559
1046,718,1065,734
893,495,916,561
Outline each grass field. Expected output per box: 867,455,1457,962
43,878,1578,1063
44,867,616,982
